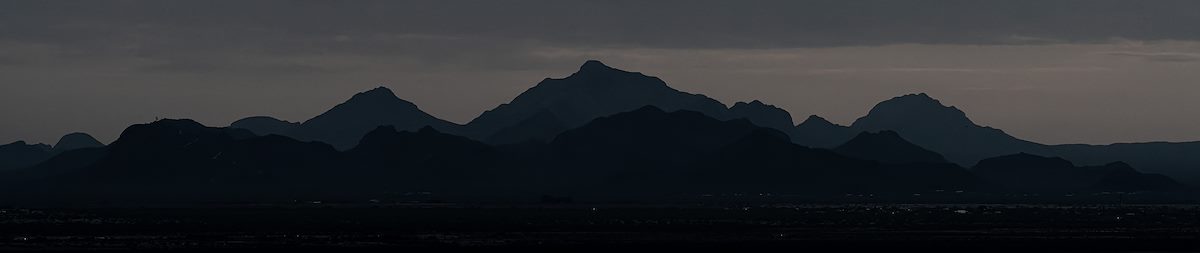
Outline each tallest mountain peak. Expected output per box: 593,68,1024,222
893,93,938,103
465,59,732,144
579,60,613,72
852,92,973,128
847,92,1040,165
52,132,103,153
352,86,397,100
573,60,630,77
291,85,456,150
800,115,835,126
343,86,414,108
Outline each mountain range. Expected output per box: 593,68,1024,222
0,60,1195,203
462,60,736,144
217,61,1200,185
802,93,1200,184
973,153,1182,193
2,106,995,203
0,132,103,171
833,131,948,164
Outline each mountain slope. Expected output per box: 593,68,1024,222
0,141,53,171
50,132,104,154
290,87,461,150
972,153,1182,192
346,126,504,192
465,60,732,144
697,128,979,194
484,109,568,144
540,106,773,194
834,131,948,164
548,106,770,167
846,93,1046,165
79,119,256,182
1047,142,1200,184
5,119,352,202
0,132,104,171
230,116,299,136
539,105,981,195
792,115,857,148
728,100,796,133
693,129,881,193
828,92,1200,184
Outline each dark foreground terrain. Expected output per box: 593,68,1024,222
1,203,1199,252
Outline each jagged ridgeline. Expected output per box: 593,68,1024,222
0,61,1195,204
0,132,103,171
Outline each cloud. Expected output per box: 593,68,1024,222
2,0,1199,77
140,59,339,75
1104,52,1200,62
0,56,21,66
801,67,1111,75
4,1,1200,50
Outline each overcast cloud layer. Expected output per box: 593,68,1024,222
2,0,1199,145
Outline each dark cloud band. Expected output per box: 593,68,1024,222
3,0,1199,51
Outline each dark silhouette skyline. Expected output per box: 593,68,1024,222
7,60,1199,189
225,61,1200,185
0,132,102,171
6,1,1200,146
0,60,1192,206
5,2,1200,251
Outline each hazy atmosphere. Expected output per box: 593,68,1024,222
3,0,1199,145
6,2,1200,251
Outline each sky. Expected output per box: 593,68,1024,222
2,0,1199,145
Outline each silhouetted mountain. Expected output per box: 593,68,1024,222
465,60,731,144
1,132,103,172
697,128,979,194
2,133,111,179
0,141,52,171
847,93,1045,165
347,126,505,193
540,106,770,194
836,93,1200,185
792,115,856,148
230,116,299,136
728,100,796,133
291,87,460,150
78,119,255,182
972,153,1181,193
834,131,948,164
549,106,767,167
201,133,347,199
352,126,493,164
5,62,1199,204
12,147,107,181
693,129,878,193
215,134,342,183
1046,142,1200,184
539,106,981,196
2,119,360,201
485,109,568,144
1090,161,1184,192
50,132,103,154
